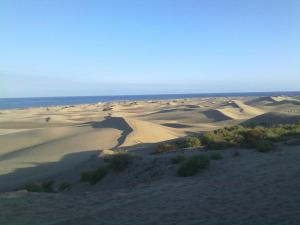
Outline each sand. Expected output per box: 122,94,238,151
1,95,300,224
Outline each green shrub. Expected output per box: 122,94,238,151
201,131,234,150
233,151,240,157
242,127,266,148
58,182,71,191
23,180,54,192
171,155,186,164
255,140,275,152
81,166,109,185
184,136,201,148
107,152,134,172
177,154,210,177
210,152,223,160
45,117,51,122
154,143,176,154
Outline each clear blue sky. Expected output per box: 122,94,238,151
1,0,299,97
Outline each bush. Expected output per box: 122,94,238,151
81,166,109,185
154,143,176,154
45,117,51,122
210,152,223,160
107,152,134,172
171,155,186,164
184,136,201,148
233,151,240,157
177,154,210,177
242,127,266,148
23,180,54,192
58,182,71,191
201,132,234,150
255,140,275,152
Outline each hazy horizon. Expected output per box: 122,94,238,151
1,0,299,98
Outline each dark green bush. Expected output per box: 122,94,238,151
58,182,71,191
255,140,275,152
81,166,109,185
199,124,300,150
177,154,210,177
23,180,54,192
233,151,240,157
210,152,223,160
154,143,176,154
171,155,186,164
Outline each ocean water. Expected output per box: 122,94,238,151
0,92,299,110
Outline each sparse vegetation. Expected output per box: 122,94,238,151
177,154,210,177
154,143,176,154
81,151,134,185
81,166,109,185
22,180,54,192
171,155,186,164
200,123,300,150
255,140,275,152
233,151,240,157
106,151,134,172
210,152,223,160
58,182,71,191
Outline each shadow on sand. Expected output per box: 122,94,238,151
0,150,101,192
77,116,133,148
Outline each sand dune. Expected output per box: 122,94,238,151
121,117,180,147
246,96,300,106
202,109,232,121
212,100,265,120
0,96,299,191
242,112,300,126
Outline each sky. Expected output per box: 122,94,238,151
0,0,299,98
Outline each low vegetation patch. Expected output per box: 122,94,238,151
171,155,186,164
58,182,71,191
154,143,176,154
22,180,54,193
200,123,300,151
81,151,134,185
106,151,134,172
255,140,275,152
210,152,223,160
177,154,210,177
81,165,109,185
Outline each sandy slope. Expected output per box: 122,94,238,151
121,117,180,147
2,146,300,225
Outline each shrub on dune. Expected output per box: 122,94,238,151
80,166,109,185
171,155,186,164
22,180,54,192
177,154,210,177
210,152,223,160
255,140,275,153
107,151,134,172
154,143,176,154
184,136,201,148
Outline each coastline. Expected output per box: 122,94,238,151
1,91,299,110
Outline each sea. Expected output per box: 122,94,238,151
0,92,299,110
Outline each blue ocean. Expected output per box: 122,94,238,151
0,92,299,110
